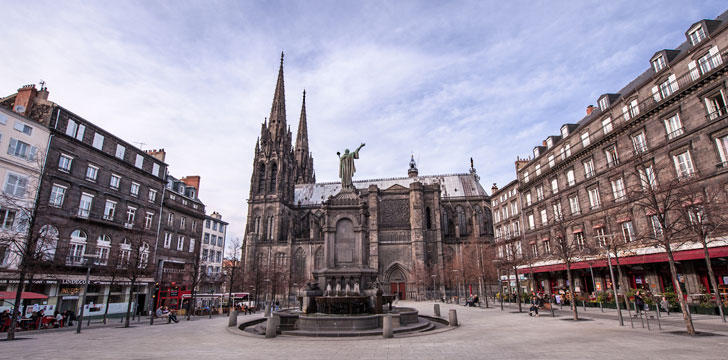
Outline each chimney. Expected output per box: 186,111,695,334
180,175,201,193
13,84,38,116
491,183,499,193
145,148,166,162
515,157,530,172
586,105,596,116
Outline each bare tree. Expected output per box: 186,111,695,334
548,208,587,321
120,229,153,328
627,156,695,334
101,249,124,324
186,251,204,320
0,153,56,340
223,237,242,314
676,181,728,323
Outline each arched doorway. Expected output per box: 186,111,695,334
387,265,408,300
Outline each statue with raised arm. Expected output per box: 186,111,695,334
337,143,365,190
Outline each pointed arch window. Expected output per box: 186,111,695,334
314,247,323,270
474,206,485,235
257,163,266,193
294,248,306,276
425,207,432,229
442,209,450,236
266,216,275,241
456,206,468,236
270,162,278,191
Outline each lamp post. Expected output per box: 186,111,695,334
431,275,437,301
597,233,624,327
453,269,461,304
77,254,98,334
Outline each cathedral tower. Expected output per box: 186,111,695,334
295,90,316,184
247,53,297,243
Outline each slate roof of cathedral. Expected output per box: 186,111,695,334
294,173,488,206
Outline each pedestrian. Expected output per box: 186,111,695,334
529,293,540,317
275,300,280,311
660,297,670,315
634,292,644,316
164,306,179,323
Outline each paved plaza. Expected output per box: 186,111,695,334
2,301,727,359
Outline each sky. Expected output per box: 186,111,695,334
1,0,726,254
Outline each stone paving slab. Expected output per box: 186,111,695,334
1,301,727,359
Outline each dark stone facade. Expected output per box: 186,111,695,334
242,57,494,301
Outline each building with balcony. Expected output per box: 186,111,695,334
151,163,206,311
0,103,51,270
502,10,728,301
0,84,167,317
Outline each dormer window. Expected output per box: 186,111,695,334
560,126,569,138
652,55,666,72
546,138,553,149
598,97,609,111
533,148,540,158
688,25,706,46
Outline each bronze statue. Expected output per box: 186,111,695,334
337,143,365,190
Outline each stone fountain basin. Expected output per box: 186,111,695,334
290,307,420,332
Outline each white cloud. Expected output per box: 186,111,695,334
1,0,726,246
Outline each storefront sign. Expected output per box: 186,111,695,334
60,287,80,295
62,296,79,300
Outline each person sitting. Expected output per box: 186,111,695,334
164,306,178,323
472,295,480,307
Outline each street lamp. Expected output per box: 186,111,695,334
77,254,98,334
431,275,437,301
453,269,461,304
597,233,624,327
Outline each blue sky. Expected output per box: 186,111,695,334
1,0,726,252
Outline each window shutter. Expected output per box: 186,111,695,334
668,74,678,92
651,86,660,101
29,146,38,161
7,138,17,155
76,124,85,141
17,176,27,196
688,61,699,80
709,46,722,65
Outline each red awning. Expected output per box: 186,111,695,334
519,245,728,274
0,291,49,300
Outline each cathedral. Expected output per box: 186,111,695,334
242,55,494,301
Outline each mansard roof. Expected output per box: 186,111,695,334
294,173,488,206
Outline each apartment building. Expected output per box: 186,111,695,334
505,11,728,300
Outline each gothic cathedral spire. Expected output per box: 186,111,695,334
295,90,315,184
268,52,287,144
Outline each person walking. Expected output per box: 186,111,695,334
660,297,670,315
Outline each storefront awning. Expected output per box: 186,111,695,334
518,245,728,274
0,291,49,300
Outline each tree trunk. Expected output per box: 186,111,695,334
7,267,27,340
613,251,632,317
483,277,490,308
187,289,196,320
566,262,579,320
102,279,114,324
666,247,696,334
701,235,726,322
124,282,135,328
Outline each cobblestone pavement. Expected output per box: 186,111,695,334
2,301,727,359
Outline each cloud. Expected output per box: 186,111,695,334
1,0,726,250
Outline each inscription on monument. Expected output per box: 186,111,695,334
335,218,355,264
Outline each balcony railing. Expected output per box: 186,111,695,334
520,52,725,185
707,106,726,121
633,144,649,155
667,127,685,140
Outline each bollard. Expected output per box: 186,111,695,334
264,304,271,318
434,304,441,317
228,311,238,327
449,309,458,327
599,301,603,313
382,315,393,338
265,317,276,338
